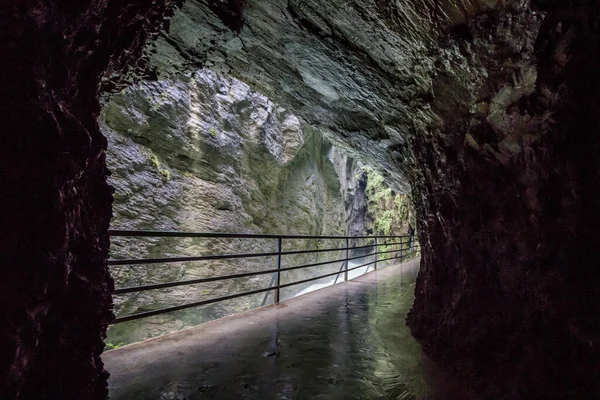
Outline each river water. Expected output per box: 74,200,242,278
105,258,450,399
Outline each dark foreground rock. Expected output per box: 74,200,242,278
0,1,177,399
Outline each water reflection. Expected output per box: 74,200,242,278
106,259,443,399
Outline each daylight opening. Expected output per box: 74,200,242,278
102,69,418,349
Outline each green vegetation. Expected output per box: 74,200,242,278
208,127,218,137
375,209,394,236
159,169,171,181
150,89,170,112
105,342,126,350
148,153,160,169
363,167,413,253
113,189,133,202
145,150,171,183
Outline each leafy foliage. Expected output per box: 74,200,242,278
105,342,126,350
145,150,172,183
362,167,413,253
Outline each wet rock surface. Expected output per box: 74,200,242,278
408,3,600,398
2,0,600,398
0,1,178,399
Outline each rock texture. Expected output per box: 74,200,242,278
145,0,444,193
408,4,600,398
0,1,178,399
101,69,412,345
143,1,600,398
2,0,600,398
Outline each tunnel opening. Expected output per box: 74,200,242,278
101,68,419,351
2,0,600,399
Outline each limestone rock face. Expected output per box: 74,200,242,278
145,0,453,193
142,1,600,397
144,0,545,193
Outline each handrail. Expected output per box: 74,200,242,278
109,229,412,240
109,230,420,325
107,241,404,266
112,251,401,295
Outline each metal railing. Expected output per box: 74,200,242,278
108,230,420,324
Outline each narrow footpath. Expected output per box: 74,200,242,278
104,258,448,400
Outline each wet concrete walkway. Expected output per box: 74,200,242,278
104,258,445,399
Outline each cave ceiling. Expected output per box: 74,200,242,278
115,0,531,193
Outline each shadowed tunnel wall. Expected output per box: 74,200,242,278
407,4,600,397
0,1,178,398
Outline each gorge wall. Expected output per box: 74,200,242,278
409,5,600,398
102,69,412,346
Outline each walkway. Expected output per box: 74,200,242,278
103,258,446,399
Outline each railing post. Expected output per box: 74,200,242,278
344,237,349,281
261,273,276,306
399,237,403,260
374,237,378,270
275,237,282,303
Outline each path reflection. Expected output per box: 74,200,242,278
105,259,451,399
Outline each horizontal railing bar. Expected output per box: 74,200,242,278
282,252,380,272
108,242,388,266
400,248,420,258
279,251,419,290
108,252,273,266
113,250,400,295
373,247,402,257
374,240,405,247
111,248,420,324
278,258,384,290
109,229,410,240
374,245,420,258
113,269,282,295
112,286,276,324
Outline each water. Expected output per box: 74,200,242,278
292,256,379,298
104,258,445,399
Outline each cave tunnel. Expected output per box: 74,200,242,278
1,0,599,399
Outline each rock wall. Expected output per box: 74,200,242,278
101,69,411,346
4,0,599,398
407,4,600,398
